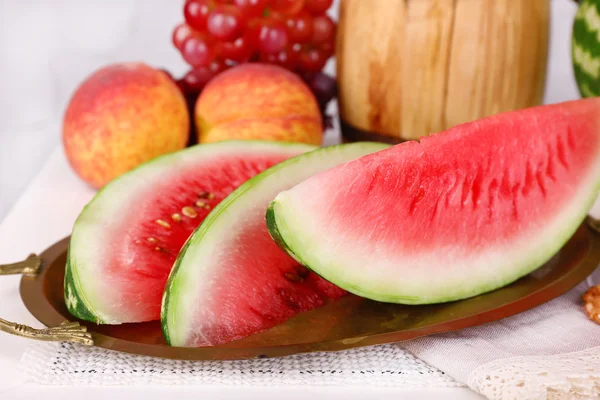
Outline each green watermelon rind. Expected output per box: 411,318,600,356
267,163,600,305
64,246,99,323
265,204,304,265
161,142,389,346
66,140,316,325
572,0,600,98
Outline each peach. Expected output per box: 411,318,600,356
195,64,322,145
63,62,189,188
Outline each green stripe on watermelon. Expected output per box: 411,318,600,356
161,142,389,347
572,52,597,98
64,247,99,323
66,140,315,324
268,99,600,305
573,0,600,97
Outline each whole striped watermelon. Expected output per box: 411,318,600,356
573,0,600,97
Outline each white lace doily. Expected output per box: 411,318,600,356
403,275,600,400
19,342,461,388
468,347,600,400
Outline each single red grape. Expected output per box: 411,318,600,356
218,36,253,62
305,0,333,15
182,35,216,67
311,14,335,45
307,72,337,106
281,48,300,70
320,35,335,58
206,5,245,41
184,0,214,31
260,47,299,70
254,17,289,54
270,0,305,16
285,11,312,44
181,61,226,92
172,23,194,50
233,0,269,18
298,47,327,73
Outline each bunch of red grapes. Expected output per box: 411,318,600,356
172,0,337,112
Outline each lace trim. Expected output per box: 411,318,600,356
468,346,600,400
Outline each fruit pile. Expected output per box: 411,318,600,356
172,0,337,110
65,98,600,347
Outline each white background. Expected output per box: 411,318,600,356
0,0,582,223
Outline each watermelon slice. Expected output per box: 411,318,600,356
162,142,388,346
65,141,314,324
268,99,600,304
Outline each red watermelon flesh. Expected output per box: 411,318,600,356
268,98,600,304
188,217,346,343
162,142,388,346
65,141,314,324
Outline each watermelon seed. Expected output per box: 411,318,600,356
297,267,310,278
147,237,157,243
156,219,171,229
198,191,214,200
196,201,206,208
284,272,303,283
171,213,182,222
182,206,197,218
154,246,172,255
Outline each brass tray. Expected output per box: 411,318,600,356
13,225,600,360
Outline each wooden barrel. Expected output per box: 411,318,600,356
337,0,550,143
